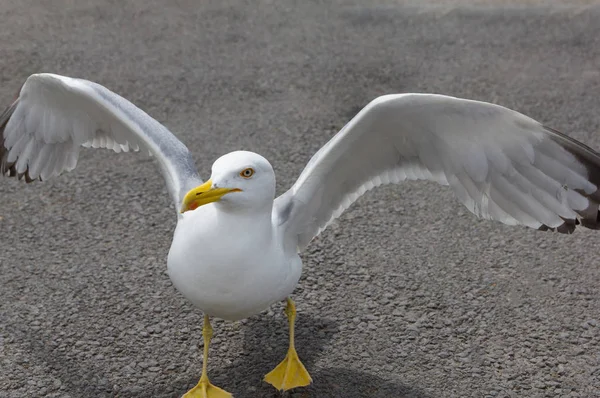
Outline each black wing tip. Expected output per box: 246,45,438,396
1,98,39,184
538,219,578,235
539,211,600,234
543,125,600,156
538,125,600,234
1,162,40,184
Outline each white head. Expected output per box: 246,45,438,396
180,151,276,214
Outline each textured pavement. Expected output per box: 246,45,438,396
1,1,600,397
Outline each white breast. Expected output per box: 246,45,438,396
166,204,302,321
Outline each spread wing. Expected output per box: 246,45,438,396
274,94,600,250
0,73,202,212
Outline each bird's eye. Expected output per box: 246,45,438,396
240,168,255,178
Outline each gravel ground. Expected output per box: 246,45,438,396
1,1,600,397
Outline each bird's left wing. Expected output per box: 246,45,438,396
274,94,600,250
1,73,203,212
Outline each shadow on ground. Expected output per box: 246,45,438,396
171,314,430,398
8,311,428,398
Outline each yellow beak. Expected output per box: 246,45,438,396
180,179,241,213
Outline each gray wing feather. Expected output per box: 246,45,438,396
1,73,202,213
275,94,600,250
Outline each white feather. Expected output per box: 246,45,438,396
275,94,600,248
1,73,202,210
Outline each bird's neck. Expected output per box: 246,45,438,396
215,202,274,233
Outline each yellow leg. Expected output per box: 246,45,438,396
182,315,232,398
264,298,312,391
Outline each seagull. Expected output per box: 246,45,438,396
3,73,600,397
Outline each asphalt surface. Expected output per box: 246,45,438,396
1,1,600,397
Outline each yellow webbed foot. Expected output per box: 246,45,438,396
264,347,312,391
182,378,233,398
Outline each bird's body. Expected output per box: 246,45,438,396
167,194,303,320
4,73,600,397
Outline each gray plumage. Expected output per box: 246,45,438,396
0,74,202,212
3,74,600,248
274,94,600,249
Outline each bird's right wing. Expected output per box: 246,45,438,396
1,73,203,212
274,94,600,250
